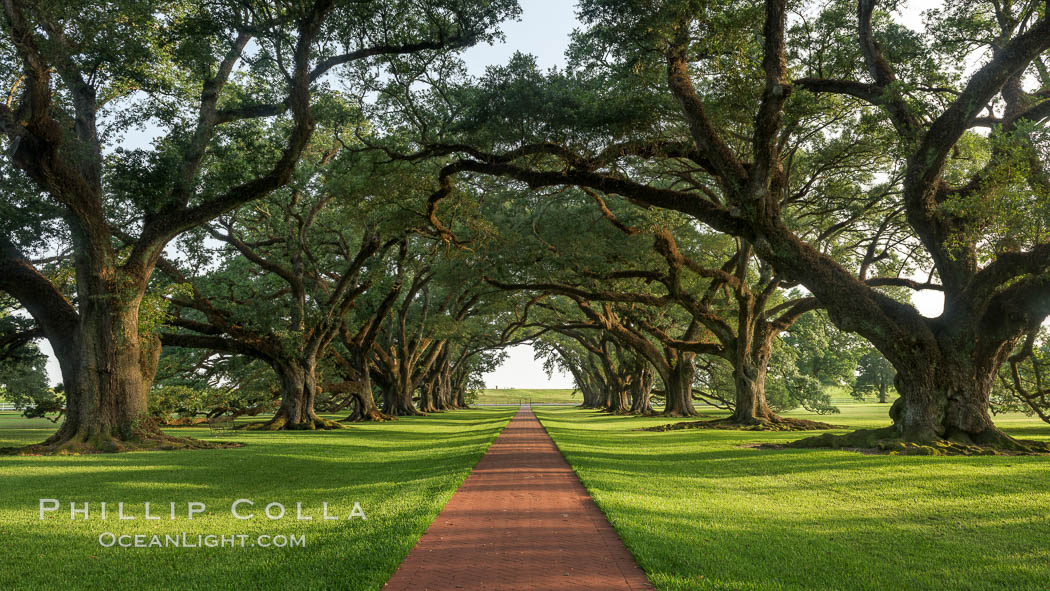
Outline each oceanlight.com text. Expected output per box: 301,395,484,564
97,532,306,548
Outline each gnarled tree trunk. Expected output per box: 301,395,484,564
731,342,778,425
383,381,425,416
417,382,440,413
342,363,393,422
628,366,655,415
258,357,344,430
36,285,207,452
662,354,699,417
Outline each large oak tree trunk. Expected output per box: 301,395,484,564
389,387,424,415
383,380,425,416
566,360,605,408
726,357,832,430
439,370,458,409
628,369,654,415
343,365,393,422
731,359,778,425
417,383,440,413
605,386,629,413
259,358,344,430
451,370,470,408
888,340,1015,447
578,386,597,408
662,355,699,417
50,304,148,446
35,287,210,452
793,329,1047,452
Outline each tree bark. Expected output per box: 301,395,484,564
29,290,212,452
792,326,1047,452
45,301,153,448
257,357,344,430
730,342,778,425
341,363,393,422
417,382,440,413
628,366,654,415
383,381,425,416
606,385,629,413
662,354,699,417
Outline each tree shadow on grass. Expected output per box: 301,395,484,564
534,408,1050,591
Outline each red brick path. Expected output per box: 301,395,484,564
383,406,653,591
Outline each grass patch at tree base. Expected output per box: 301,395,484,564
783,426,1050,456
644,416,842,432
243,414,348,430
0,423,244,455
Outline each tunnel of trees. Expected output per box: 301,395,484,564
2,0,1050,455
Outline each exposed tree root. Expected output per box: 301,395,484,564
600,408,660,417
661,409,702,418
780,426,1050,455
244,414,347,431
342,408,396,423
643,415,837,432
161,417,210,427
2,424,240,455
386,407,427,417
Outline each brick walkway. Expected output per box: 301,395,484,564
383,406,653,591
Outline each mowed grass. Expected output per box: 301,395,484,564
534,404,1050,591
0,408,514,591
473,388,578,404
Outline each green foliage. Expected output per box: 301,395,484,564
852,351,897,403
148,384,277,422
0,351,59,421
153,347,278,417
782,310,866,389
994,329,1050,423
767,339,840,415
0,301,58,420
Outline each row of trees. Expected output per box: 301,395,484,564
2,0,1050,454
399,0,1050,453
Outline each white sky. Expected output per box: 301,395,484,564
33,0,947,388
465,1,578,388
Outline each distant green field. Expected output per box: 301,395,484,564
535,404,1050,591
472,388,579,404
0,408,514,591
470,385,900,410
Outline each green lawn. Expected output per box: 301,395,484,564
534,404,1050,591
473,388,578,404
0,408,514,591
